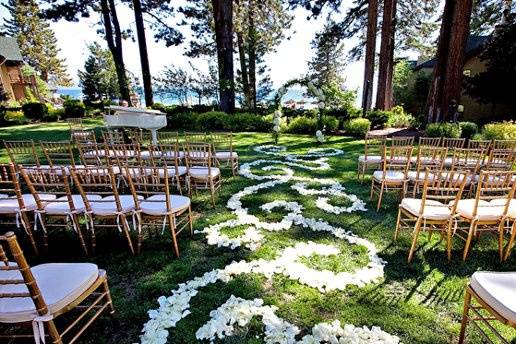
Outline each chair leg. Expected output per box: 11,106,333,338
188,206,193,237
463,221,477,261
121,217,135,255
498,221,505,262
20,211,39,255
167,213,180,257
446,220,453,262
504,221,516,261
458,288,472,344
71,214,89,256
210,179,216,208
103,277,115,314
90,227,97,256
376,183,384,211
370,178,375,200
394,208,402,240
408,218,423,263
46,320,63,344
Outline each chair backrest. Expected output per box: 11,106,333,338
382,146,413,172
210,132,233,154
184,143,213,169
473,171,516,218
125,128,143,144
391,136,414,146
158,131,180,145
102,130,125,144
450,148,486,174
421,168,469,210
71,129,96,144
442,137,466,149
77,141,107,167
0,232,49,317
184,132,207,144
20,166,76,212
40,141,77,167
485,149,516,171
152,143,181,171
104,142,142,167
66,117,83,129
3,140,41,166
363,133,387,157
467,139,491,150
126,165,171,211
418,137,441,147
412,146,447,175
0,164,25,207
493,139,516,150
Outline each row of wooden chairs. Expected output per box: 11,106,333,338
369,146,516,210
0,163,193,257
394,169,516,263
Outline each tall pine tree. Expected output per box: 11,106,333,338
1,0,72,86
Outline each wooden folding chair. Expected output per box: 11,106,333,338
407,146,447,196
210,132,239,176
126,165,193,256
459,271,516,344
370,146,413,211
484,149,516,171
20,166,90,256
391,136,414,146
418,137,441,147
184,132,207,144
101,130,125,145
395,169,468,262
158,131,180,144
455,170,516,261
0,164,39,254
70,166,137,255
442,137,466,149
503,196,516,261
150,143,187,194
77,141,109,167
66,117,83,129
357,133,387,182
41,141,83,173
184,143,221,207
0,231,114,344
71,129,96,145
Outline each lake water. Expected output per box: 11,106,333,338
56,87,315,107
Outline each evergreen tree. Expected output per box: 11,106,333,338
1,0,72,86
78,43,120,104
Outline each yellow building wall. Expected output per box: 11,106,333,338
0,64,16,101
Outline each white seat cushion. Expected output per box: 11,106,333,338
441,172,471,186
407,171,436,182
0,194,9,199
373,170,406,182
157,166,187,178
0,194,57,213
83,150,107,158
470,271,516,323
0,263,99,323
401,198,451,220
140,150,152,160
140,195,191,216
358,155,382,163
189,167,221,179
44,195,102,215
90,195,139,216
456,199,505,221
162,151,185,159
443,157,454,167
215,151,238,160
489,199,516,218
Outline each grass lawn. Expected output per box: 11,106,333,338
1,122,515,343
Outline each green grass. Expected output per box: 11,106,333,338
1,123,515,343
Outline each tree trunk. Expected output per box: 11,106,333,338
247,6,257,111
426,0,472,123
375,0,397,110
212,0,235,113
133,0,153,106
237,32,251,108
362,0,378,114
101,0,131,105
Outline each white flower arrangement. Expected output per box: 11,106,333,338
315,130,326,143
139,146,392,344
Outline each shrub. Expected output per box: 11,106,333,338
63,99,86,118
366,109,390,128
344,118,371,136
459,122,478,139
481,121,516,140
166,112,197,130
225,113,271,132
385,106,415,128
21,102,48,120
195,111,229,130
4,110,27,124
425,122,462,138
323,116,339,132
285,116,317,134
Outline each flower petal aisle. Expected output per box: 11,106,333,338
140,145,399,344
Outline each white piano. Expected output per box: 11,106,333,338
104,106,167,144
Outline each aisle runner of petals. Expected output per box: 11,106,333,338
140,145,398,344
